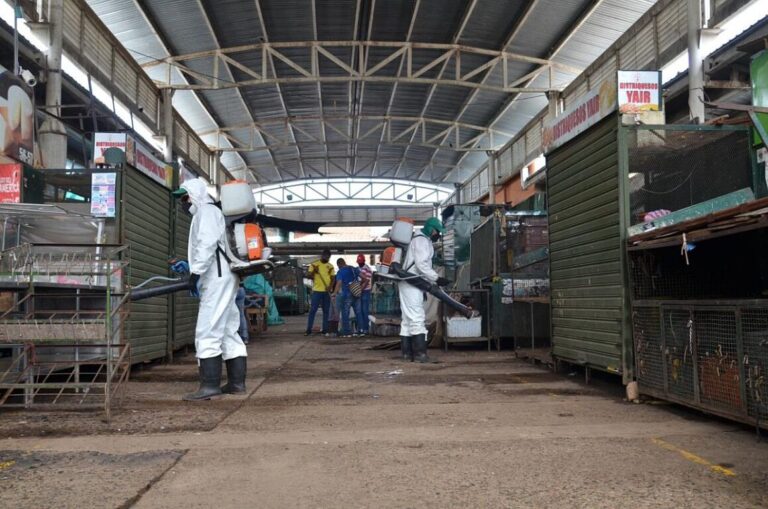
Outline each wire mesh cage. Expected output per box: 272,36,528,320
625,126,755,228
633,301,768,428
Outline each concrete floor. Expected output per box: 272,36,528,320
1,316,767,508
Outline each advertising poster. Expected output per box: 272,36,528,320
90,172,117,217
617,70,662,113
0,163,21,203
0,71,34,165
542,79,617,153
93,133,128,165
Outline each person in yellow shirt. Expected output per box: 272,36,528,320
305,249,335,336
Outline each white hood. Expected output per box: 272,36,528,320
181,178,213,211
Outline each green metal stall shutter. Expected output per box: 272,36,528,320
172,202,198,350
547,116,628,376
124,167,172,363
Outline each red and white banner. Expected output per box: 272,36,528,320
542,80,617,153
0,163,22,203
617,70,662,113
132,140,171,188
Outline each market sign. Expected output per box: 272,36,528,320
0,163,21,203
130,139,172,188
93,133,130,165
617,70,662,113
0,71,34,165
542,79,617,153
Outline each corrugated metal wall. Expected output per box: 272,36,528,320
172,202,198,351
547,116,629,377
123,167,172,363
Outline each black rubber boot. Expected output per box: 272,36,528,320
400,336,413,361
221,356,247,394
412,334,433,363
183,355,223,401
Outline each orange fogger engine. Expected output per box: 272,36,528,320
234,223,266,261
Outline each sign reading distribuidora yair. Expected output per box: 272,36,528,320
617,70,662,114
542,79,617,153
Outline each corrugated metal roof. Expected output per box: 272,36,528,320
86,0,660,184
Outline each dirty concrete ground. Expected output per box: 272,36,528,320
1,316,767,508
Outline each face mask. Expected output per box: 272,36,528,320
431,232,441,242
189,204,198,215
181,200,192,214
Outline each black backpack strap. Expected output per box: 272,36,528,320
215,243,232,278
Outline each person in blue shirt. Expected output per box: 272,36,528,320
332,258,362,337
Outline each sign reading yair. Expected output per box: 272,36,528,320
542,80,617,153
617,70,662,113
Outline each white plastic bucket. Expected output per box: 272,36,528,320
390,217,414,246
220,181,255,216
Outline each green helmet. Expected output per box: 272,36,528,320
422,217,445,237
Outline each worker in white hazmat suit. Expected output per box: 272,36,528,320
172,178,247,400
398,216,448,363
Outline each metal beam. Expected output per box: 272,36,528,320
370,0,421,177
196,115,513,139
254,0,307,180
140,40,580,94
445,0,605,182
390,0,480,180
195,0,278,184
130,0,251,178
244,157,460,178
214,139,489,153
253,178,451,205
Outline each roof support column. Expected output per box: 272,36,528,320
487,150,497,205
38,0,67,169
687,0,705,123
546,90,561,118
161,88,175,163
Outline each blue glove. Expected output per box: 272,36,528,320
189,273,201,298
171,260,190,274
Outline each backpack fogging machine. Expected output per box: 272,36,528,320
376,218,476,319
131,181,275,301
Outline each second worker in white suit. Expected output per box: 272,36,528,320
173,178,247,401
398,217,447,363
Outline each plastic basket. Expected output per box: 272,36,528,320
445,316,482,338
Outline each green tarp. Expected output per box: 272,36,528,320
244,274,285,325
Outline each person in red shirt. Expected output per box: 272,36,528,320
356,254,373,336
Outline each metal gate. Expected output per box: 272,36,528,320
171,201,198,351
547,115,631,380
122,167,172,363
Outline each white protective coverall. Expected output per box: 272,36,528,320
398,232,439,336
182,178,247,361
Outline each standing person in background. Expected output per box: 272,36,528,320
305,249,335,336
356,254,373,336
235,286,249,344
333,258,361,337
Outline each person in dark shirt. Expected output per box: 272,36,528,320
332,258,362,337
